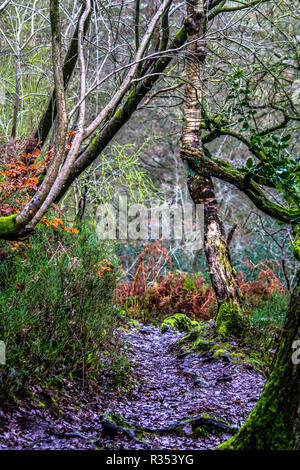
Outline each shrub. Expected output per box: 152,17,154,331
0,226,122,396
239,260,285,299
118,270,215,324
241,287,289,366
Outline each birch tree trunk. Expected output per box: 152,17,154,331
182,0,242,330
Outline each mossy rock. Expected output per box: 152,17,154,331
179,335,240,363
161,313,199,334
105,411,127,428
175,323,218,354
174,321,212,343
173,320,266,371
193,425,211,438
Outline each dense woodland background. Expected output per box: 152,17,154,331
0,0,299,451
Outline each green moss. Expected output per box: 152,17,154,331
185,338,244,364
113,106,121,120
249,181,300,224
107,411,128,428
189,414,234,438
173,321,266,371
161,313,199,334
0,214,17,237
293,232,300,262
193,425,210,438
216,390,293,450
127,318,140,328
181,322,211,339
194,338,218,351
212,348,242,362
215,302,248,338
216,311,298,450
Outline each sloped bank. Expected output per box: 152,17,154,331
164,314,267,373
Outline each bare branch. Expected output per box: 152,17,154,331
0,0,10,14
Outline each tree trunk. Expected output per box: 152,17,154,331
27,5,91,150
217,264,300,449
188,174,241,307
182,0,242,319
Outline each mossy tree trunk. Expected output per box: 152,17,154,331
217,264,300,450
188,174,241,307
181,0,242,321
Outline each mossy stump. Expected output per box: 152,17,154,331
215,302,249,338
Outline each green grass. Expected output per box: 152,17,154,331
249,291,288,329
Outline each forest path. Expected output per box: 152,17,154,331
102,323,265,449
0,323,265,450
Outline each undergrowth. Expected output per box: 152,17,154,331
0,226,128,398
239,260,288,355
119,271,215,324
117,241,215,323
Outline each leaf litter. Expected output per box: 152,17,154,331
0,324,265,449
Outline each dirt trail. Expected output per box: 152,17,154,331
0,324,265,450
108,324,265,449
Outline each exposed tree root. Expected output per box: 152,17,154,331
54,431,91,440
100,409,238,448
140,414,238,435
100,409,153,449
